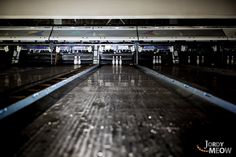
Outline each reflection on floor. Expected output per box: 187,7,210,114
152,65,236,104
0,65,235,157
0,65,81,93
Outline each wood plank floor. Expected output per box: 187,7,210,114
0,65,235,157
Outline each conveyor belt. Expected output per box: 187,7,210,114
0,65,235,157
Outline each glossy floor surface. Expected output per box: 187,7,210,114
0,65,235,157
0,65,81,94
152,65,236,104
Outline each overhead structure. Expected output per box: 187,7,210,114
138,27,229,41
0,26,52,41
1,26,236,42
50,26,137,42
0,0,236,19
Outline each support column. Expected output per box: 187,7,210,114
93,45,99,65
49,43,54,65
135,43,139,65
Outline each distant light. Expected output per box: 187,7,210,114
17,46,21,52
56,47,60,53
105,45,111,50
4,46,9,52
115,27,119,29
148,116,152,119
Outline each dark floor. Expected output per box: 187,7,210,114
151,65,236,104
0,65,81,94
0,65,235,157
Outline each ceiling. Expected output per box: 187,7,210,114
0,0,236,19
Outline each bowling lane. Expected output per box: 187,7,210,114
152,65,236,104
0,65,81,94
0,65,235,157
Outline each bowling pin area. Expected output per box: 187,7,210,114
0,26,236,157
112,56,122,66
74,55,81,65
152,55,162,65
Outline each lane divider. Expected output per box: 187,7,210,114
0,65,99,120
137,65,236,114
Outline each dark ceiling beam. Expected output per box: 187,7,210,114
0,19,236,26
